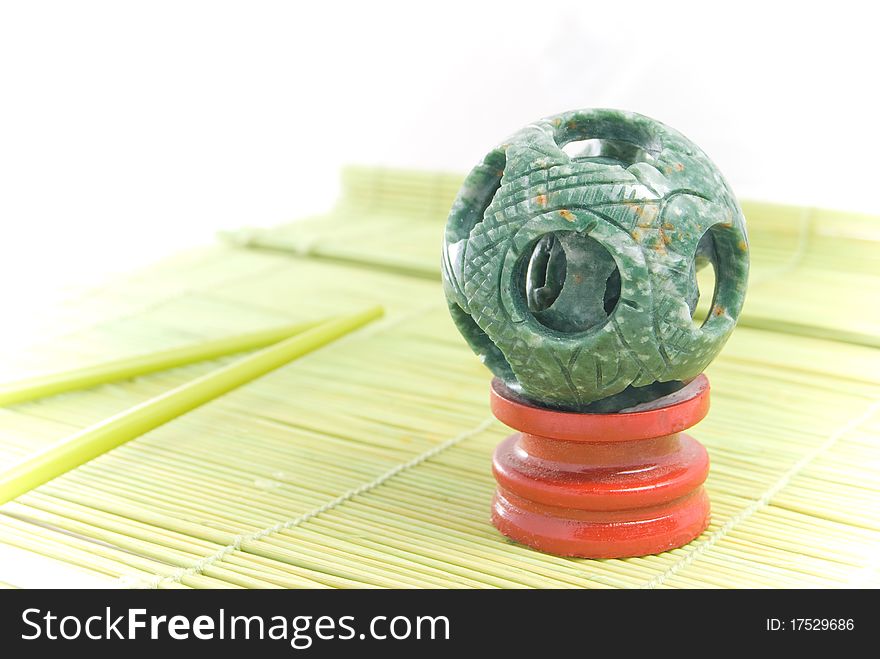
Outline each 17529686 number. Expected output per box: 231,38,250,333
790,619,854,631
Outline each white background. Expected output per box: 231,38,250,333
1,1,878,326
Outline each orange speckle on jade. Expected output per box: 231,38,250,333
559,210,575,222
636,206,658,227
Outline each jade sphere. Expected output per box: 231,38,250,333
442,109,749,411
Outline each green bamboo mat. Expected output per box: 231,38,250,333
1,167,878,588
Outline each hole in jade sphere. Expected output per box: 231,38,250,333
562,138,654,167
524,232,621,333
691,230,718,326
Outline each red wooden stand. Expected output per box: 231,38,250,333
490,375,712,558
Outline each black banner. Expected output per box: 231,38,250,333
0,588,868,655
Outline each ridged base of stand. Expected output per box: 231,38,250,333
489,375,712,559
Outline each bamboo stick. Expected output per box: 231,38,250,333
0,319,325,406
0,306,383,505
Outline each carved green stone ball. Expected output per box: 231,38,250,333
442,109,749,412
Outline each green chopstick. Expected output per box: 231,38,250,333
0,319,330,407
0,306,384,506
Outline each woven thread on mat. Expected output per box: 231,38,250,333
641,397,880,589
131,416,497,589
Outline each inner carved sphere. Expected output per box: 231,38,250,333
561,138,654,167
523,232,621,334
